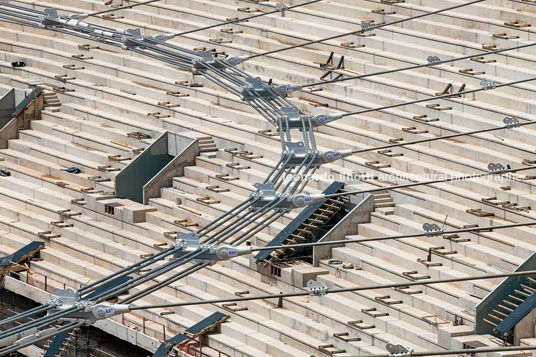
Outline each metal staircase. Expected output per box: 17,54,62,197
486,278,536,342
153,312,229,357
255,182,347,265
476,252,536,344
44,323,78,357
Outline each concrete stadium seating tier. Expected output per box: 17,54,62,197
1,0,536,355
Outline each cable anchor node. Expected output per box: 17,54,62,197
173,233,250,262
248,183,326,212
121,28,143,50
40,8,63,27
47,288,129,325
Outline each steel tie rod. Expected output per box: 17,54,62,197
0,305,82,341
324,165,536,200
350,120,536,156
91,249,205,301
339,76,536,118
129,269,536,310
120,261,209,304
79,246,177,294
251,220,536,252
164,0,323,40
247,0,487,60
0,304,57,327
0,321,84,356
298,42,536,90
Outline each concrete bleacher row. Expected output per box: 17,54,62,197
1,0,536,355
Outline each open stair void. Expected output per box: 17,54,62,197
0,0,536,355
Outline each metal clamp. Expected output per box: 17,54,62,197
277,108,344,131
427,56,441,66
248,183,326,212
503,116,520,129
241,77,275,100
422,223,443,237
173,233,251,262
386,343,414,357
480,80,497,91
307,280,328,296
275,3,289,11
488,163,507,174
361,21,375,32
121,28,143,50
281,142,352,167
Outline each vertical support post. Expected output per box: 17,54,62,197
75,328,78,357
32,93,36,120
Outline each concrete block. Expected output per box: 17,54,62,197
290,266,329,288
122,205,157,224
438,325,474,349
85,193,116,211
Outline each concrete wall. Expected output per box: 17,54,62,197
0,89,20,149
117,131,198,204
0,118,17,149
11,87,44,129
313,193,373,266
116,132,171,203
514,307,536,345
0,89,15,128
143,132,198,204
